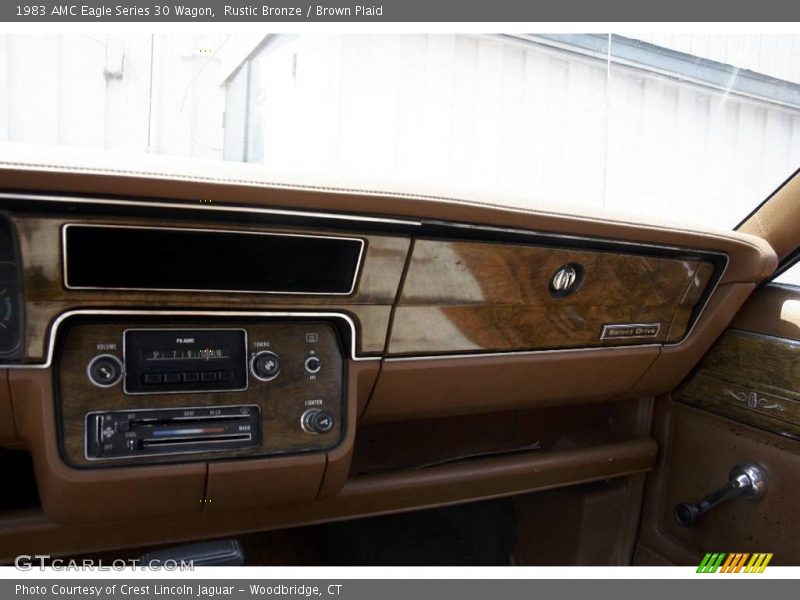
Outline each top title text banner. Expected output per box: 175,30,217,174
4,0,800,22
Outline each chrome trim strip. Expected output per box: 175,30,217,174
0,309,376,369
424,219,731,260
62,223,366,296
0,191,421,228
384,343,662,362
121,327,250,396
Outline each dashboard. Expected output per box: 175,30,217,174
0,175,777,558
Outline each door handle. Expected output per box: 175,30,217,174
673,462,768,527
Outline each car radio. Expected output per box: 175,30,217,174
56,316,347,467
122,328,249,394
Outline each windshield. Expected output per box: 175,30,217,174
2,32,799,230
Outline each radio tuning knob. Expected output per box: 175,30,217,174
250,350,280,381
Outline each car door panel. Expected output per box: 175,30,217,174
636,284,800,565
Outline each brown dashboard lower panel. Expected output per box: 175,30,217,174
0,436,656,562
205,454,326,513
11,369,207,523
363,347,659,423
629,282,757,398
9,360,377,523
336,438,656,514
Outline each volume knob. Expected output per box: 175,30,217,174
87,354,123,388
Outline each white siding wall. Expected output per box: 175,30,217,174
247,34,800,229
0,33,227,158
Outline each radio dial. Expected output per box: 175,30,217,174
304,356,322,375
251,350,281,381
87,354,123,388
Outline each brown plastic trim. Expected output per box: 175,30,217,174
729,283,800,341
0,370,16,443
0,436,656,561
738,167,800,265
8,358,378,522
364,346,659,423
10,369,207,524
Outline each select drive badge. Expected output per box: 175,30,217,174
600,323,661,339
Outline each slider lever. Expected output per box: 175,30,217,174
673,462,768,527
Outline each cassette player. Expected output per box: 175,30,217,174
123,328,248,395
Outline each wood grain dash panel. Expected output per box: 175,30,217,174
13,216,411,360
676,329,800,440
666,261,715,342
389,239,712,355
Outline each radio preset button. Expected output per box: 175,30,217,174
143,373,162,385
182,372,200,383
163,373,181,384
251,351,280,381
87,355,123,388
201,371,218,382
304,356,322,375
218,370,233,381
